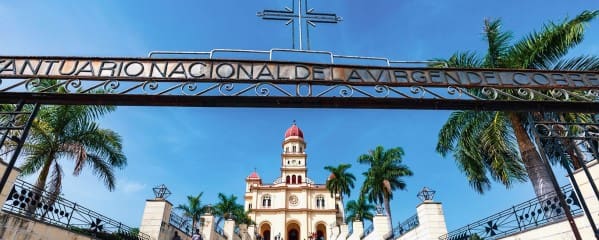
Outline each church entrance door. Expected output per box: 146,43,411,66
288,229,299,240
286,222,300,240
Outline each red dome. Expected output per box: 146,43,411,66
285,123,304,138
247,171,261,179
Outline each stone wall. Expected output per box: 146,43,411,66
0,212,93,240
395,202,447,240
0,160,21,201
139,199,192,240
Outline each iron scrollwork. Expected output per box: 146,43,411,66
393,214,419,238
0,77,597,111
439,184,583,240
169,211,193,236
3,178,151,240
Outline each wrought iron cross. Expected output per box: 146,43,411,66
257,0,342,50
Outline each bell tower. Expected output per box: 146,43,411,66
281,122,307,185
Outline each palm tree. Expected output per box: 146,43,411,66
434,10,599,198
19,103,126,197
358,146,413,230
232,204,253,225
324,164,356,204
176,193,205,232
344,196,375,223
214,193,239,227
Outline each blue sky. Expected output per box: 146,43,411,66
1,0,598,231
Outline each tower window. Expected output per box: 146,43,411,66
298,161,301,165
316,195,325,208
298,176,302,184
286,175,290,184
292,146,297,152
249,204,252,209
300,147,303,152
292,175,297,184
262,195,272,207
285,147,289,153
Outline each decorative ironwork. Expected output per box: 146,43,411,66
2,178,151,240
393,214,419,238
375,204,384,215
439,184,583,240
257,0,342,50
417,187,436,202
169,211,192,236
152,184,171,199
0,54,596,111
215,224,227,238
535,122,599,140
0,79,596,112
0,103,40,196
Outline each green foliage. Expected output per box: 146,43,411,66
437,111,527,193
433,10,599,194
344,196,375,223
358,145,412,224
212,193,253,226
68,226,141,240
324,163,356,200
359,146,413,204
176,192,205,231
469,233,484,240
19,101,125,197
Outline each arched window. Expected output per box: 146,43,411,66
300,146,303,152
285,147,289,153
298,176,302,184
292,175,297,184
262,195,271,207
316,195,325,208
249,203,252,209
286,176,290,184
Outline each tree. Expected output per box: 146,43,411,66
232,204,253,225
214,193,239,227
344,196,375,223
19,102,126,198
434,10,599,197
176,193,205,232
358,146,413,230
324,163,356,204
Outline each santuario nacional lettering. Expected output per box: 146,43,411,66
1,56,598,88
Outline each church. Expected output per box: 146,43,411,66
244,123,344,240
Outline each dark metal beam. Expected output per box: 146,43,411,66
0,92,596,112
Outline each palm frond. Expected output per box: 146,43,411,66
430,51,483,68
507,10,599,69
483,18,512,67
551,55,599,70
85,154,117,191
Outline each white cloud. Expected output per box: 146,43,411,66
120,179,147,194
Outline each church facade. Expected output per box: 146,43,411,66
244,123,343,240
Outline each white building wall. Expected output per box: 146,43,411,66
497,159,599,240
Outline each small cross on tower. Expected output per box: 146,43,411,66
257,0,342,50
